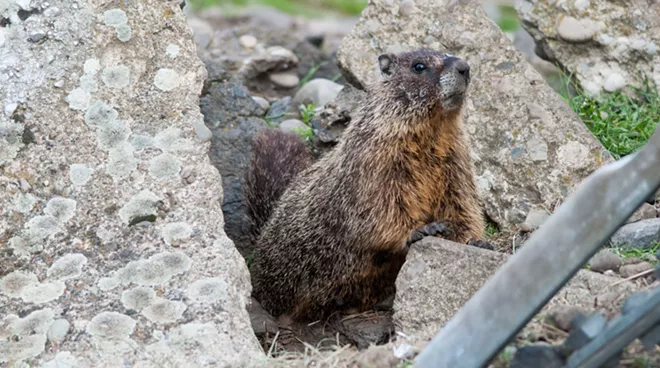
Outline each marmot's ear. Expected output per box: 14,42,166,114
378,53,396,76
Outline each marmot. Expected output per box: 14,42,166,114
245,49,487,322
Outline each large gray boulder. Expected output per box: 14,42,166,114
336,0,612,232
517,0,660,97
0,0,263,366
393,238,640,340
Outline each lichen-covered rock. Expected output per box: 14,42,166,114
393,238,640,340
0,0,263,366
336,0,611,233
517,0,660,96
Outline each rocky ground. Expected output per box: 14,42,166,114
184,1,660,366
1,0,659,366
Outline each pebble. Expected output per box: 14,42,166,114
398,0,417,16
292,78,344,108
4,102,18,116
603,73,626,92
546,305,588,332
20,178,31,192
269,72,299,88
557,16,599,43
239,35,258,48
521,209,550,231
192,121,212,142
573,0,590,12
611,218,660,249
47,319,70,343
279,119,308,132
589,249,622,273
266,96,292,124
252,96,270,111
619,261,654,278
603,270,618,277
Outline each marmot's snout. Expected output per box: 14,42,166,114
440,55,470,110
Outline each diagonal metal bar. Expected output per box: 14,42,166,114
414,125,660,368
566,286,660,368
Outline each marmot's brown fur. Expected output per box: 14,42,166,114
245,49,486,322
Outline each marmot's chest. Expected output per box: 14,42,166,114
392,148,451,225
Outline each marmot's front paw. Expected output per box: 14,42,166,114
406,221,454,246
467,237,495,250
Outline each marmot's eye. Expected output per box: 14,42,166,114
413,63,426,73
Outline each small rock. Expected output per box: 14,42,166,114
279,119,308,133
251,96,270,111
521,209,550,231
293,78,344,108
269,72,299,88
546,305,587,332
20,178,31,192
611,218,660,249
4,103,18,116
399,0,417,16
603,73,626,92
626,202,656,224
589,249,622,273
47,319,70,343
603,270,618,277
241,46,299,79
314,128,337,143
192,121,212,142
239,35,258,48
28,32,47,43
648,254,658,263
557,16,600,43
619,261,654,278
265,96,292,124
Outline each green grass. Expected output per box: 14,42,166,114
300,61,328,87
186,0,367,17
609,242,660,263
560,73,660,160
298,103,316,124
486,222,499,238
496,5,520,32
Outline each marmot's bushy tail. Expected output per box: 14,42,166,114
244,128,313,239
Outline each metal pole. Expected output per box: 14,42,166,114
414,126,660,368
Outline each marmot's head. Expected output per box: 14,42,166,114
376,49,470,117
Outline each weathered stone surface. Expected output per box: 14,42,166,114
611,218,660,249
393,238,639,340
336,0,611,233
0,0,263,366
517,0,660,96
200,78,268,256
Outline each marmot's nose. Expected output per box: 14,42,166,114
445,56,470,82
455,60,470,81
